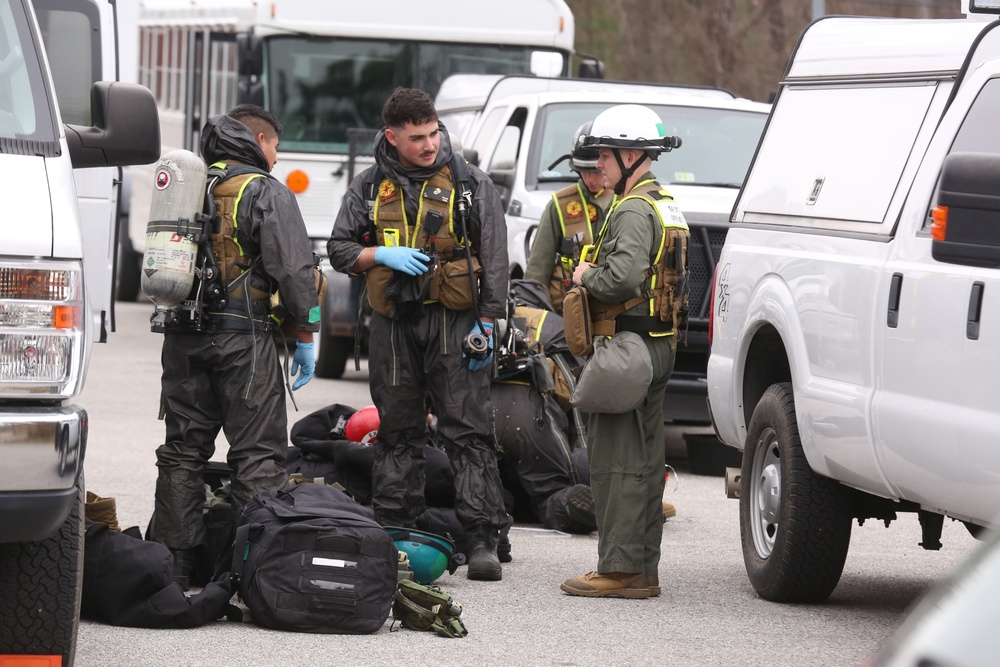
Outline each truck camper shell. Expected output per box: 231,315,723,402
735,17,1000,237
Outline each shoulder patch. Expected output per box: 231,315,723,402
378,181,396,201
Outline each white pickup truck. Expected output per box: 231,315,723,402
707,4,1000,603
438,75,770,425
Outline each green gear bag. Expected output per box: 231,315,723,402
392,579,468,638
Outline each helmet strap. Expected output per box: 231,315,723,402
612,149,649,196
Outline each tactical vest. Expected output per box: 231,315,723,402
366,164,479,317
545,182,602,312
589,178,690,339
205,161,273,329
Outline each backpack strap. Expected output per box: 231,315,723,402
230,522,252,587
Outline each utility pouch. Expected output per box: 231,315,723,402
562,286,595,357
436,255,481,311
271,262,327,342
366,265,396,318
548,357,574,413
392,579,468,638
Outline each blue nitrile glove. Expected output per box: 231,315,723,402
291,341,315,390
464,321,494,372
374,246,430,276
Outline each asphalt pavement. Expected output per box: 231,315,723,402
72,302,981,667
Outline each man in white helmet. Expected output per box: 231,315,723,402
525,121,613,313
559,105,689,599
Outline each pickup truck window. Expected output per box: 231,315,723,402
740,83,935,225
922,77,1000,231
950,77,1000,154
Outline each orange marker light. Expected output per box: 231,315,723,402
931,205,948,241
53,305,79,329
286,170,309,194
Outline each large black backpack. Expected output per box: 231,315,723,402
231,484,398,634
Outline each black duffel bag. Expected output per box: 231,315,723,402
231,484,398,634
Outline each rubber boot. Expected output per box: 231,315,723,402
498,530,512,564
85,491,120,532
170,548,196,592
466,524,502,581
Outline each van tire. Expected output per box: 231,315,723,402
739,383,852,602
316,334,351,379
0,478,84,666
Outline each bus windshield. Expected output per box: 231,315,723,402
266,35,567,153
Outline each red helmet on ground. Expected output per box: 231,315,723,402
345,405,379,444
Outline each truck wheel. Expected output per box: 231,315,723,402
740,383,852,602
316,334,351,379
0,479,84,666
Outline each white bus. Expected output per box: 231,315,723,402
121,0,600,375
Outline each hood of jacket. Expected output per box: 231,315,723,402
200,114,270,172
373,121,455,186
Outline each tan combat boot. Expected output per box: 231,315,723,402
648,575,661,597
85,491,120,532
560,571,651,599
662,501,676,520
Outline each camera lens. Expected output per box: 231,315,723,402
463,331,490,360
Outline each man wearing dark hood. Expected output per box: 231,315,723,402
328,88,509,581
153,105,319,589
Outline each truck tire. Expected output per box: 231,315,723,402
0,479,84,666
316,334,352,379
740,383,852,602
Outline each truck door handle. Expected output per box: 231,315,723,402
887,273,903,328
967,281,984,340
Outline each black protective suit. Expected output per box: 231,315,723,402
492,280,595,534
328,128,509,537
154,115,319,550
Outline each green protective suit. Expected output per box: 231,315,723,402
580,172,678,576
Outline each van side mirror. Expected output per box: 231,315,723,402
237,32,263,78
65,82,160,169
931,152,1000,268
490,170,514,210
236,33,264,106
577,56,605,80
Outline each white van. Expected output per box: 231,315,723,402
0,0,159,664
707,2,1000,603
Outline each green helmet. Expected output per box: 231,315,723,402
385,527,461,584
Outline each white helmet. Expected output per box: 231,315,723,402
584,104,681,154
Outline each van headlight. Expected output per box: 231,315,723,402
0,260,83,398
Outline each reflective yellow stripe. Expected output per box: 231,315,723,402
232,174,268,256
533,310,547,344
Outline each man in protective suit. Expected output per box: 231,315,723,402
328,88,509,581
153,105,320,590
491,279,595,534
